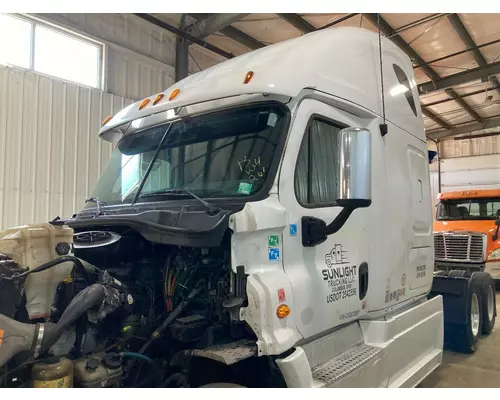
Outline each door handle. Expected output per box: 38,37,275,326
359,262,368,301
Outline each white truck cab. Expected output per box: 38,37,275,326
0,26,494,389
99,26,442,387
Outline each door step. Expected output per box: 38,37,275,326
312,343,383,385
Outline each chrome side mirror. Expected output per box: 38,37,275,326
302,127,372,247
337,127,372,207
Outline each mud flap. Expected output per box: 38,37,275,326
429,275,478,353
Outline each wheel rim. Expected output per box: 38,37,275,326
488,285,495,322
471,293,480,336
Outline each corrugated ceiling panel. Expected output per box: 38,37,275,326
429,52,478,78
299,14,347,28
325,14,377,33
400,17,465,62
478,104,500,119
414,67,430,85
0,65,132,230
300,13,351,29
460,14,500,46
460,90,500,118
452,79,490,95
424,118,440,131
481,42,500,64
382,14,435,30
426,99,464,116
233,14,301,44
206,33,253,56
443,112,475,126
420,91,450,105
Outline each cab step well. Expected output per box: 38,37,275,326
312,343,383,385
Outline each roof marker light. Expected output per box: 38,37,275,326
169,89,180,101
102,115,113,126
153,93,164,105
139,98,150,110
244,71,254,84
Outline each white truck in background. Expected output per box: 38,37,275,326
0,26,496,388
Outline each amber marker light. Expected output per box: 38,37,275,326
169,89,180,101
244,71,254,84
139,98,150,110
102,115,113,126
153,93,164,105
276,304,291,319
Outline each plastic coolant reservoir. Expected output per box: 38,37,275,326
0,223,75,320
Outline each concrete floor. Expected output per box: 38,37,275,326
419,291,500,387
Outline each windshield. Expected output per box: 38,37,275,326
86,104,287,207
436,197,500,221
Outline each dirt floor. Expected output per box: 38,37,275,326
419,291,500,387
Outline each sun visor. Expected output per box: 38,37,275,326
99,121,131,146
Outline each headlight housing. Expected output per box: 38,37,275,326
487,248,500,261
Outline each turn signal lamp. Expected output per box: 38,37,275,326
139,98,150,110
169,88,180,101
244,71,254,84
102,115,113,126
153,93,164,105
276,304,291,319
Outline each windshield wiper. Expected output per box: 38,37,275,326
85,197,107,218
132,123,173,205
139,188,220,215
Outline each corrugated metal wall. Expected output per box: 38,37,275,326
430,154,500,197
428,136,500,200
0,14,180,230
439,135,500,159
0,65,133,230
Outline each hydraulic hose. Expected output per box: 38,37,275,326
121,352,154,364
11,256,91,285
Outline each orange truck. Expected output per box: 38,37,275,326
434,189,500,279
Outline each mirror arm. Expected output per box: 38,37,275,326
322,206,355,237
302,200,372,247
322,199,372,236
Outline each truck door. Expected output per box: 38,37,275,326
278,98,374,340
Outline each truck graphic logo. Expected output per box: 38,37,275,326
325,244,348,266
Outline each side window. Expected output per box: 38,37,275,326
294,118,344,207
393,64,418,117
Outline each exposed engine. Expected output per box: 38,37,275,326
0,223,263,388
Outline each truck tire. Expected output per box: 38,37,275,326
199,383,246,388
471,272,496,335
449,270,468,278
459,282,482,353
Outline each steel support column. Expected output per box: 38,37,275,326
175,14,189,82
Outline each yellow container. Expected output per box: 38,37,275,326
32,357,73,388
